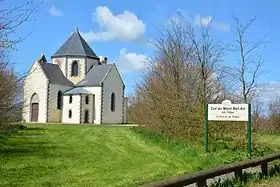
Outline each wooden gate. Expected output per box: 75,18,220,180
31,103,39,122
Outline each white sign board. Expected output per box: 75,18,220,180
208,100,248,121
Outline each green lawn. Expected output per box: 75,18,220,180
0,124,280,187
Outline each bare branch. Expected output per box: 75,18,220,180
228,15,266,103
0,1,39,126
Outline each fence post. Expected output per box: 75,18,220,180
261,162,268,176
234,169,243,179
197,179,207,187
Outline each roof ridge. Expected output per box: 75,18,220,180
76,31,86,55
44,62,58,66
65,32,75,55
75,64,113,87
100,64,113,84
52,29,97,58
39,61,74,87
78,31,96,57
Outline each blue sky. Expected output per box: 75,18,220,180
5,0,280,101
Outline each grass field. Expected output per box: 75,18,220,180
1,124,280,186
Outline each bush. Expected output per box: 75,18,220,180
0,123,27,132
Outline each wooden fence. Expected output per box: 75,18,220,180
141,152,280,187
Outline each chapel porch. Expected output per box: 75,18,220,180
61,87,101,124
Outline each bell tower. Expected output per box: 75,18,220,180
51,26,100,84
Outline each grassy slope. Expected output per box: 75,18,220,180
248,176,280,187
245,133,280,187
0,124,279,187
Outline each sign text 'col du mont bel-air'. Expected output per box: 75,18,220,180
205,100,251,155
207,100,248,122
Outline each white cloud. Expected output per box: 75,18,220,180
165,13,229,32
115,48,148,73
215,22,229,31
81,6,146,43
164,10,192,28
257,82,280,103
250,82,280,115
194,15,213,27
49,6,63,17
194,15,229,31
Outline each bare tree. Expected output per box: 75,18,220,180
229,16,265,104
128,13,228,138
186,15,226,113
0,1,40,127
251,98,264,128
268,97,280,131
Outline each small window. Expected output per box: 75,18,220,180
68,110,72,118
111,92,115,112
69,95,72,103
57,91,62,109
85,95,89,104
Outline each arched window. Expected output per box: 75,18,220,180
69,95,72,103
57,91,62,109
85,95,89,104
111,92,115,112
71,61,78,76
68,110,72,118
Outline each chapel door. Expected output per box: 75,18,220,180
84,110,89,123
31,103,39,122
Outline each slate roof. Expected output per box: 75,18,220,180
63,87,92,95
76,64,113,87
52,27,98,58
39,61,74,87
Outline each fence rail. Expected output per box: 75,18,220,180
141,152,280,187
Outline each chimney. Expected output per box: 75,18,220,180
99,56,108,64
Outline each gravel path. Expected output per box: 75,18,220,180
184,166,261,187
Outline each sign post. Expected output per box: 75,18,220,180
205,100,251,155
205,104,209,153
248,103,252,155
